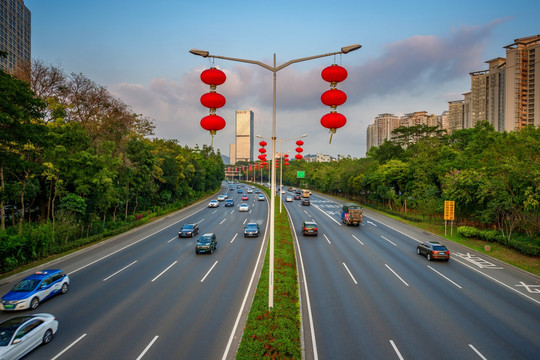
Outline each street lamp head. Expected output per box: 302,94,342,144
189,49,210,57
341,44,362,54
300,134,308,138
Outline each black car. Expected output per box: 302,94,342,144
196,233,217,254
224,199,234,207
244,223,260,237
302,221,318,236
301,198,310,206
416,241,450,261
294,194,301,200
179,223,199,238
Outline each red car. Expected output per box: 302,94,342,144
241,195,248,201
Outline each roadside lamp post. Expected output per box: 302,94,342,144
190,44,361,309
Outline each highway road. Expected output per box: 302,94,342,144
282,190,540,360
0,183,268,360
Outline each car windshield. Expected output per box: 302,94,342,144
182,225,194,230
246,224,257,230
433,245,447,250
12,279,40,292
199,237,212,244
0,316,32,346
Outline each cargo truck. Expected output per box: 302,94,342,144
341,203,363,226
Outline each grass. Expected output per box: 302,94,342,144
236,192,301,360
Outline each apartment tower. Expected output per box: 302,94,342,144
504,34,540,131
0,0,31,74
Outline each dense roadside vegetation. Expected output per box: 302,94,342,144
237,187,301,359
1,62,224,273
279,123,540,257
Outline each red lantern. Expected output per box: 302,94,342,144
296,140,304,146
258,154,267,160
295,147,303,153
321,88,347,109
295,154,303,160
259,148,267,154
321,112,347,143
201,114,226,133
285,162,290,166
259,141,267,147
201,68,226,88
321,64,348,86
284,154,289,158
200,92,226,110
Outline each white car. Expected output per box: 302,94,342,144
285,196,293,202
258,194,265,201
239,203,249,212
208,200,219,208
0,313,58,359
217,195,226,201
247,188,253,193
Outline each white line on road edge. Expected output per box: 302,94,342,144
342,263,358,285
389,340,404,360
428,265,462,288
51,333,87,360
221,215,270,360
136,336,159,360
352,234,364,245
103,261,138,282
469,344,488,360
381,235,397,246
385,264,409,286
151,261,177,282
201,261,219,282
230,233,238,243
324,234,331,244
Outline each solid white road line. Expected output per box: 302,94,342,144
136,336,159,360
385,264,409,286
469,344,488,360
151,261,177,282
389,340,404,360
201,261,219,282
51,333,87,360
428,265,462,288
343,262,358,285
352,234,364,245
103,261,137,282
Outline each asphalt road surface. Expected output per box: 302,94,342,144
283,190,540,360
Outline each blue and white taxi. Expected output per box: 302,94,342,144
1,270,70,311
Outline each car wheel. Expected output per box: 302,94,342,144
427,253,432,261
61,282,69,294
30,297,39,310
210,247,213,254
195,250,199,254
42,329,53,344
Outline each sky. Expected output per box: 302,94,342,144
25,0,540,159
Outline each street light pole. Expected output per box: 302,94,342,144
190,44,361,309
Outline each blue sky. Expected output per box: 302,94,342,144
26,0,540,158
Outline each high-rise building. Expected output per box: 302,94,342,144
448,100,465,132
504,34,540,131
485,57,506,132
231,110,254,164
0,0,31,74
470,70,488,127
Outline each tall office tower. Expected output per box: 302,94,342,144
0,0,31,74
485,57,506,132
233,110,254,164
469,70,488,127
504,34,540,131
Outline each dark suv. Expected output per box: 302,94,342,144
196,233,217,254
416,241,450,261
302,221,318,236
301,198,310,206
